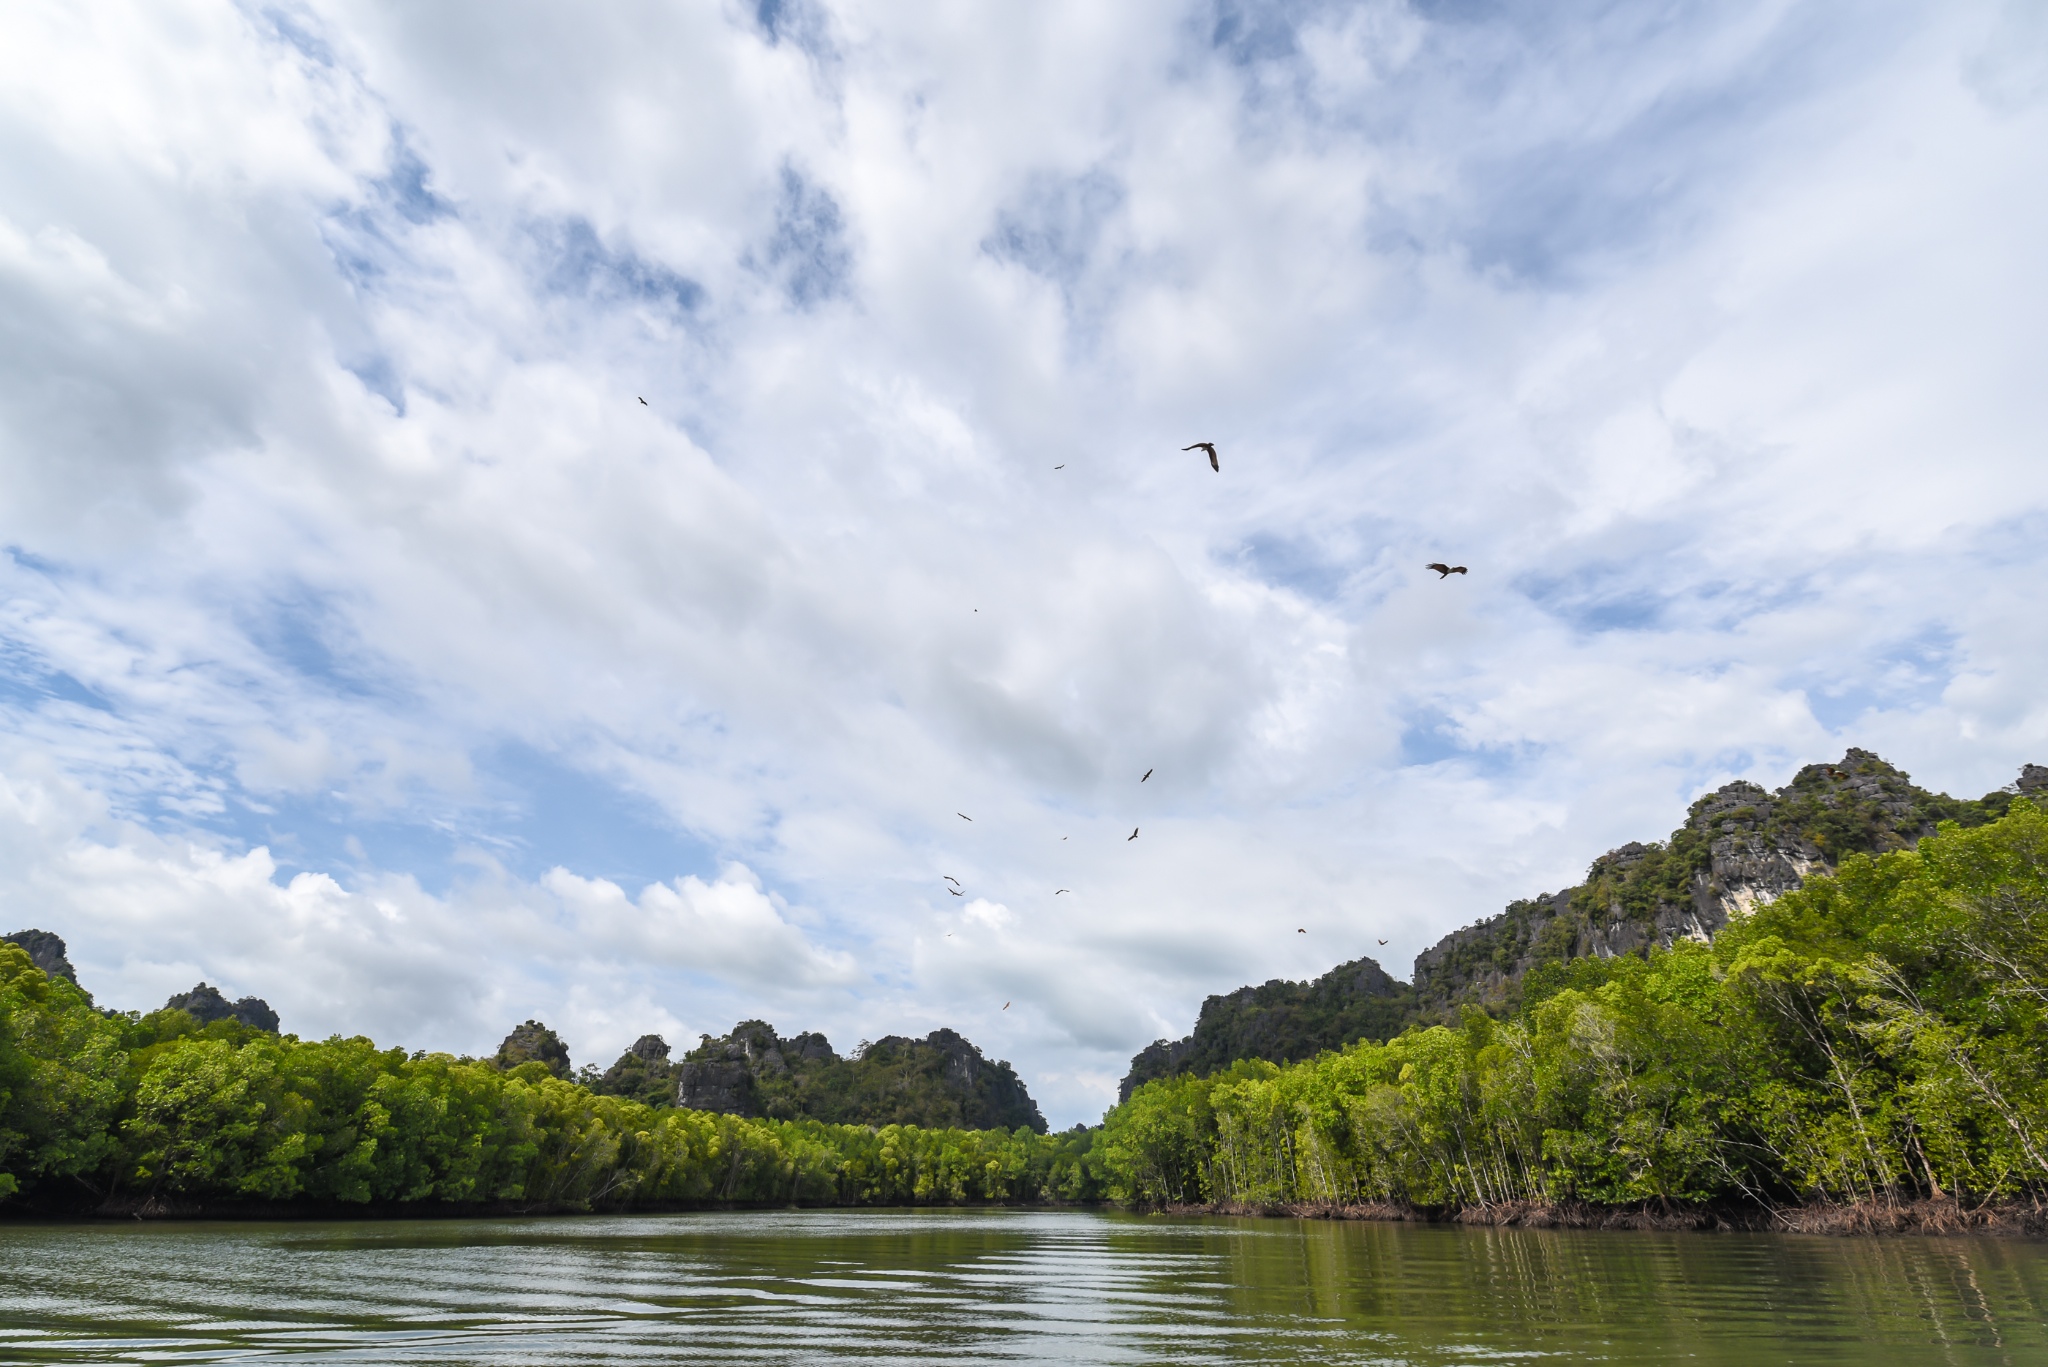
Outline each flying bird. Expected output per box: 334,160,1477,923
1184,442,1219,472
1141,769,1153,783
1128,827,1139,841
1055,889,1069,895
949,889,964,897
1003,1001,1011,1011
1377,938,1388,946
1297,928,1307,934
1426,563,1468,578
958,813,973,821
638,397,648,406
1054,464,1065,469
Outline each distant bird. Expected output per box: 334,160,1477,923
944,876,961,886
1003,1001,1011,1011
1055,889,1069,895
1184,442,1219,472
1426,563,1468,578
949,889,964,897
1297,928,1307,934
1054,464,1065,469
1128,827,1139,841
1141,769,1153,783
1377,938,1387,946
638,397,648,406
958,813,973,821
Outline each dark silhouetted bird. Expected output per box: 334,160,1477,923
950,889,964,897
1003,1001,1010,1010
1184,442,1219,471
1377,938,1388,945
1426,563,1468,578
1297,928,1306,934
1054,464,1065,469
1128,827,1139,841
958,813,972,821
944,875,961,886
638,397,648,406
1141,769,1153,782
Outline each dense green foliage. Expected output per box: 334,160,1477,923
1099,802,2048,1211
0,962,1098,1211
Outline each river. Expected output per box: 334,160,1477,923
1,1209,2043,1363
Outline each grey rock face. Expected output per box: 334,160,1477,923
676,1019,805,1116
165,982,280,1032
626,1033,670,1062
675,1051,760,1115
495,1019,571,1076
4,928,78,984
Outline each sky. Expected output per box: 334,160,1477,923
1,0,2045,1126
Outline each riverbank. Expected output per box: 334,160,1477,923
1162,1196,2048,1238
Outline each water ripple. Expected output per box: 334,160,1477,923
1,1210,2044,1365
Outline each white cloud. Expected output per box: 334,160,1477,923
0,0,2044,1124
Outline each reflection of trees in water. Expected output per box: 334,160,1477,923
1205,1219,2048,1362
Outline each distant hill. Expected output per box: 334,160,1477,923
1119,956,1411,1103
1119,750,2041,1099
631,1020,1047,1133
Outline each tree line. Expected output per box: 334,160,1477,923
4,800,2042,1217
0,958,1099,1212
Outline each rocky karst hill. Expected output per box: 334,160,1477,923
1119,956,1413,1103
163,982,280,1032
1120,750,2041,1098
1410,750,2036,1015
663,1020,1047,1132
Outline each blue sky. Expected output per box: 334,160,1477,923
1,0,2044,1124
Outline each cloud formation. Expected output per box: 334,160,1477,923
1,0,2044,1122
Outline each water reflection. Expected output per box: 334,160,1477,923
0,1210,2042,1364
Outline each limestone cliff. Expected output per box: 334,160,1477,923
678,1019,1046,1132
1119,750,2038,1097
1410,750,2032,1015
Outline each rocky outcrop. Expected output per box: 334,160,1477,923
678,1019,1045,1131
1118,955,1413,1103
1121,751,2039,1093
1411,749,2031,1015
4,928,78,985
864,1028,1045,1131
165,982,280,1032
590,1034,681,1107
494,1019,571,1077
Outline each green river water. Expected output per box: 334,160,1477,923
1,1210,2043,1364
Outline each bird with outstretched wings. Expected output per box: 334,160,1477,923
1183,442,1219,471
1426,563,1468,578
